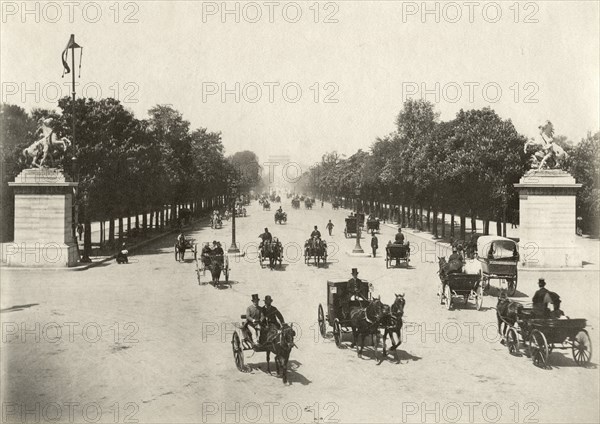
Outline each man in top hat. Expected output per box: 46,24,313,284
311,225,321,239
261,295,285,331
532,278,551,317
344,268,366,318
245,294,262,346
447,247,464,274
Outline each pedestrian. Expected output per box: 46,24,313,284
321,200,324,208
77,223,83,241
371,231,378,257
326,220,334,236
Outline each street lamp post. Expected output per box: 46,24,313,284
352,188,364,253
228,183,240,254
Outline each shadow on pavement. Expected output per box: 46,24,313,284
1,303,39,313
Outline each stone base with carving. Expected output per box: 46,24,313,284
7,168,79,267
514,169,582,268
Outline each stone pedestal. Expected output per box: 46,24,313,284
7,168,79,267
514,170,582,268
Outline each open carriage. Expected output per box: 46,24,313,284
304,238,328,267
437,268,483,310
501,310,592,368
274,210,287,224
258,240,284,269
196,250,230,288
317,279,376,347
174,238,197,262
262,201,271,211
477,236,519,296
385,243,411,268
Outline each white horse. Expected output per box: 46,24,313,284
23,118,71,167
523,120,568,169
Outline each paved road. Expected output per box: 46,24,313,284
1,200,599,423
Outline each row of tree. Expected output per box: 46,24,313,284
297,99,599,238
1,99,263,257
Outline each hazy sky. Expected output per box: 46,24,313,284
2,1,599,166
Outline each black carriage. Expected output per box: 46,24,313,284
304,239,327,267
343,217,359,238
274,210,287,224
437,271,483,310
305,199,313,209
332,201,340,210
502,312,592,368
317,279,376,347
385,243,411,268
291,198,300,209
263,201,271,211
477,236,518,296
366,218,380,233
175,238,197,261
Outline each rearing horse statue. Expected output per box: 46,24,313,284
523,121,568,170
23,118,71,168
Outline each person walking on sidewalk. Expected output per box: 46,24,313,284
326,220,334,236
371,232,378,257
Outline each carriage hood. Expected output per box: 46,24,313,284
476,235,518,259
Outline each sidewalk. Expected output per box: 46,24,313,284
0,218,206,271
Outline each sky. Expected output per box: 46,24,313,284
1,0,599,168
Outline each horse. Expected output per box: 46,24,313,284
380,293,406,362
496,291,524,338
305,237,327,265
23,134,71,168
207,254,224,286
349,297,386,360
261,323,296,384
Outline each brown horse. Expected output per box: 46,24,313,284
262,323,296,384
350,297,386,360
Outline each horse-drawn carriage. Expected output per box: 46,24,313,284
343,215,363,238
210,214,223,229
262,201,271,211
499,306,592,368
291,198,300,209
304,198,313,209
259,239,284,269
275,195,281,202
196,247,230,287
317,279,372,347
236,204,247,217
274,210,287,224
477,236,518,296
385,243,411,268
304,237,327,267
175,237,197,261
332,201,340,210
437,258,483,310
366,217,380,233
231,317,296,383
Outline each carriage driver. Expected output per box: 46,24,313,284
259,228,272,249
343,268,367,318
394,228,405,245
261,295,285,335
311,226,321,239
532,278,555,318
245,294,263,346
177,232,186,245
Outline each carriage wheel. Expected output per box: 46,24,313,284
333,319,342,348
444,285,452,310
386,256,390,269
193,245,197,261
507,278,517,296
231,332,245,371
475,285,484,311
344,228,348,238
528,329,549,368
318,304,326,338
572,329,592,366
506,328,519,355
258,253,264,268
